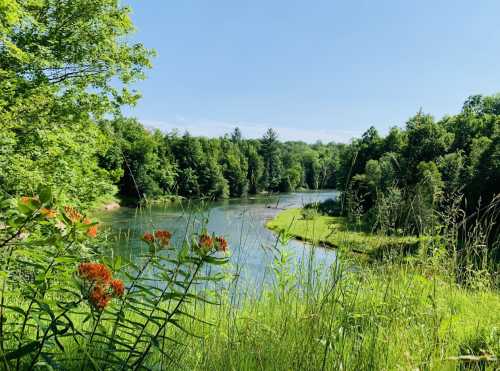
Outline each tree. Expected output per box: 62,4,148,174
302,151,321,189
221,141,248,197
403,111,453,184
231,127,243,143
0,0,152,206
245,142,264,194
260,129,283,191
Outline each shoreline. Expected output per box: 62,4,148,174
266,208,421,258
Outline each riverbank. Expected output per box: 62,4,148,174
182,262,500,370
4,191,500,369
266,208,422,258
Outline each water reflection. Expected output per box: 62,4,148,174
98,191,338,291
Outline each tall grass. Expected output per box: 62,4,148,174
1,191,499,370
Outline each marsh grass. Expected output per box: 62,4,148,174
267,208,422,256
182,259,499,370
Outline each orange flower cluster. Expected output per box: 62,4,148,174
142,232,154,242
78,262,124,310
20,196,34,205
197,233,229,253
199,234,214,249
111,279,125,296
64,206,83,223
89,285,111,310
83,218,98,238
215,236,228,252
63,207,98,237
40,208,57,218
78,262,112,283
142,230,173,247
154,230,172,246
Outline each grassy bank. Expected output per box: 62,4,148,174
183,262,500,370
5,255,499,370
266,208,422,258
3,198,499,370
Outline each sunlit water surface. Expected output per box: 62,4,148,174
98,191,338,292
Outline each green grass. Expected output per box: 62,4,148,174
3,206,499,370
182,262,500,370
267,208,422,257
6,258,499,370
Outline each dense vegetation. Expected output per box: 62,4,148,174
1,1,499,370
100,121,340,202
1,1,498,210
333,101,499,233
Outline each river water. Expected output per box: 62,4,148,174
98,190,338,290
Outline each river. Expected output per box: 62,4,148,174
98,190,338,290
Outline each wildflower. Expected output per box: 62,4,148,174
111,279,125,297
83,218,98,238
142,231,154,242
40,208,57,218
20,196,32,205
78,262,112,284
64,206,83,223
215,236,228,252
89,285,111,310
199,234,213,250
87,225,98,238
154,230,172,246
77,262,123,311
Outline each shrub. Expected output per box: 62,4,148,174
304,197,343,217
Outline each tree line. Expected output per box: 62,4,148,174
99,120,341,202
333,96,499,236
0,0,498,217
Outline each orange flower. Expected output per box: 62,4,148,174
78,262,112,284
20,196,32,205
40,208,57,218
154,230,172,246
215,236,228,252
87,225,98,238
199,234,213,250
83,219,98,238
142,232,154,242
89,285,111,310
111,279,125,297
64,206,83,223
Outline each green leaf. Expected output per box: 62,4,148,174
38,186,52,204
203,255,230,265
3,305,27,316
4,341,41,360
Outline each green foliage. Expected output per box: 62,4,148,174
0,190,229,369
183,261,500,370
0,0,153,206
267,208,421,256
260,128,283,191
332,95,499,274
101,126,342,201
304,198,343,217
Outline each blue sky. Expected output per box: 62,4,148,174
123,0,500,142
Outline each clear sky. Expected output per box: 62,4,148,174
123,0,500,143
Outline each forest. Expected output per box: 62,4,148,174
3,91,499,213
1,1,499,370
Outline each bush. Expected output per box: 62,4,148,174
304,197,343,217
